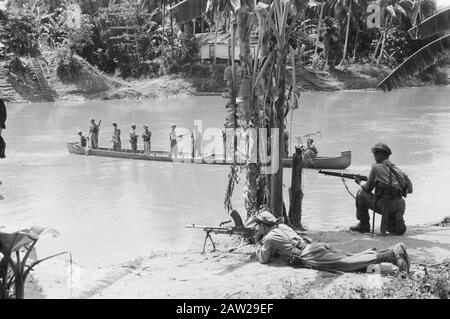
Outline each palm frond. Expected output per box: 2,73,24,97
408,7,450,39
395,4,407,17
377,33,450,91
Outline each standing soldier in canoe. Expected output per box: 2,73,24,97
169,123,178,157
350,143,413,235
111,122,121,151
129,123,138,153
191,124,202,158
142,124,152,154
88,118,101,149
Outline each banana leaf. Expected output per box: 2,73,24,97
377,33,450,91
0,226,60,254
408,7,450,39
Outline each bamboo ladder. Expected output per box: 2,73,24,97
28,54,56,102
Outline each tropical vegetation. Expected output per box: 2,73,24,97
0,0,444,80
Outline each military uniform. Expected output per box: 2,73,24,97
169,125,178,157
353,144,413,235
142,126,152,154
250,211,410,272
89,120,99,149
305,139,318,159
112,125,121,151
78,133,87,147
129,126,138,153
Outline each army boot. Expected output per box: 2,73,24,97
376,243,410,273
349,222,371,233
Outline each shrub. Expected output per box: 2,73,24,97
433,68,449,85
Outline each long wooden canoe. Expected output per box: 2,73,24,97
66,142,351,169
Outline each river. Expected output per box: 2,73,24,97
1,86,449,267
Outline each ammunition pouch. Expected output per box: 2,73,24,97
375,184,402,200
288,241,307,266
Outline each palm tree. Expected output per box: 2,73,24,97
333,0,369,65
373,0,410,64
377,5,449,91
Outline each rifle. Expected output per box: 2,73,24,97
319,170,377,236
186,224,254,254
319,170,368,182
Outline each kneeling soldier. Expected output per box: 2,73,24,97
350,143,413,235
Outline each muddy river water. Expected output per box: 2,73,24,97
1,86,449,266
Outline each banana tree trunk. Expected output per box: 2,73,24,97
270,50,288,218
237,4,259,216
340,0,352,65
14,276,25,299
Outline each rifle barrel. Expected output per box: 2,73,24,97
185,224,252,235
318,170,368,181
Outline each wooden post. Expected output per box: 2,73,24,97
288,146,304,229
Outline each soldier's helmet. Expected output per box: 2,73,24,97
371,143,392,156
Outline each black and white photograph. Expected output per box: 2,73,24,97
0,0,450,304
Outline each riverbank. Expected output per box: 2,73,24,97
3,57,440,103
26,218,450,299
48,63,431,102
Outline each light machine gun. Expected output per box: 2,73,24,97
186,210,254,253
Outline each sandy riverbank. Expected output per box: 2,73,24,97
26,218,450,299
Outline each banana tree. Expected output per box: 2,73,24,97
219,0,308,223
0,226,67,299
